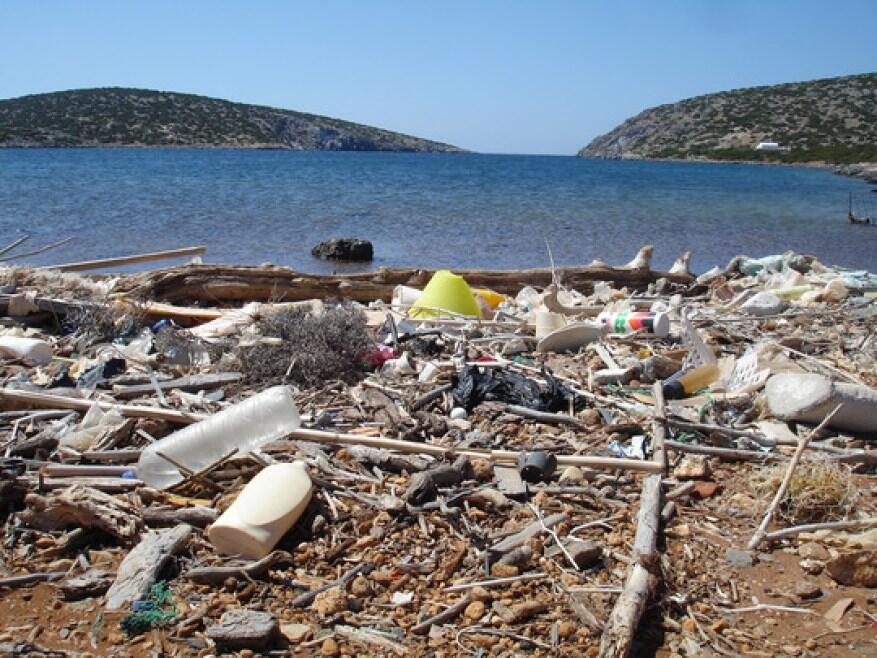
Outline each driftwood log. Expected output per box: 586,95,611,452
105,524,193,610
116,256,694,305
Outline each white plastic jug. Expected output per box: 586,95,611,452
136,385,300,489
208,461,313,558
0,336,52,366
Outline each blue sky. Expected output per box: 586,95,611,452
1,1,875,154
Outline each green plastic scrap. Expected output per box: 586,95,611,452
696,389,714,420
120,581,177,636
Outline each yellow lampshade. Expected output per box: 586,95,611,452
410,270,483,319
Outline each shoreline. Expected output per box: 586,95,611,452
580,153,877,182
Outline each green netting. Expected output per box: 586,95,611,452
120,581,177,636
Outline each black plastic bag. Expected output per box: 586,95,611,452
452,365,573,412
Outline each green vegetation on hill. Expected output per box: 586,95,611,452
579,73,877,164
0,88,462,152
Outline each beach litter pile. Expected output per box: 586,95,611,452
0,245,875,657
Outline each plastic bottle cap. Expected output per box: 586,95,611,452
662,381,684,400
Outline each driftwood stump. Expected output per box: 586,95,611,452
21,485,143,541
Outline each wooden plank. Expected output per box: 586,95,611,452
111,372,242,399
0,388,207,424
40,245,207,272
493,464,528,498
105,524,193,610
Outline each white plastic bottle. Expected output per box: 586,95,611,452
208,461,313,558
0,336,52,366
136,385,300,489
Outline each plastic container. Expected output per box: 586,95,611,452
392,285,423,307
472,287,507,309
410,270,482,319
599,311,669,337
765,373,877,434
0,336,52,366
536,321,604,353
662,363,720,399
534,310,565,339
136,385,300,489
208,461,313,558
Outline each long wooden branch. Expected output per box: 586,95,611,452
599,384,667,658
40,245,207,272
747,404,843,550
2,388,663,473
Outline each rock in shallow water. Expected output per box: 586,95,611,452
311,238,373,261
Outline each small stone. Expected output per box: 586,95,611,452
672,455,711,480
797,542,829,560
321,638,339,657
558,621,577,639
470,586,492,602
313,586,348,616
826,550,877,587
725,548,755,569
449,407,468,420
782,644,802,656
349,575,371,598
490,563,519,578
463,600,485,622
240,650,254,658
46,559,74,572
547,539,602,569
280,623,312,643
559,466,584,483
804,639,817,650
691,481,720,499
709,619,729,633
206,609,278,650
59,628,70,640
799,558,824,575
578,409,602,426
470,458,492,480
794,580,822,600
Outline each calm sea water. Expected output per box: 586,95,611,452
2,148,875,275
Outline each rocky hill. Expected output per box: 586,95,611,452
579,73,877,164
0,88,462,152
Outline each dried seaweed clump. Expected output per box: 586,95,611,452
236,303,372,387
750,460,858,524
64,302,146,351
153,326,231,366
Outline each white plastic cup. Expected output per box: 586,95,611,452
392,285,423,307
208,461,313,558
534,310,565,339
418,361,440,383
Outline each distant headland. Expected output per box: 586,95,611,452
578,72,877,168
0,87,463,152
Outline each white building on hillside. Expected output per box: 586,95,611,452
755,142,781,151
